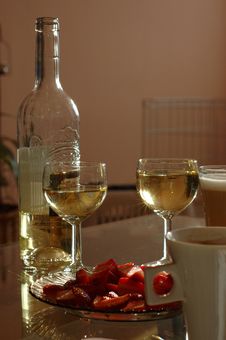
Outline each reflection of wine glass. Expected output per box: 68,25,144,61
43,161,107,273
136,159,199,264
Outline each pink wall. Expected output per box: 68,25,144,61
1,0,226,184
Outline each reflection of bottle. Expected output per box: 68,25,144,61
20,273,35,336
17,17,80,272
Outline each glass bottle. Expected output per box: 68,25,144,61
17,17,80,273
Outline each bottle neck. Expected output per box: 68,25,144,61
35,17,61,89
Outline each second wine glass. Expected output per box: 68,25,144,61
136,158,199,264
43,161,107,273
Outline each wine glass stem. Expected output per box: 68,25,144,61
163,217,172,261
71,221,83,269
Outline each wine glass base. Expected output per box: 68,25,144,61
148,256,173,267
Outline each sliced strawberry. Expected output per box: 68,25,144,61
64,279,77,289
107,291,118,298
153,271,174,296
43,284,64,300
76,282,108,298
71,287,92,307
117,277,145,296
117,263,144,282
125,265,144,282
117,262,135,275
122,298,146,312
93,258,119,277
107,269,119,283
56,288,75,302
93,293,131,310
57,287,91,308
106,283,118,293
90,267,119,286
76,268,91,285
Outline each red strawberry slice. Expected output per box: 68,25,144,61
76,282,108,298
117,262,135,275
72,287,92,307
57,287,91,308
56,288,75,302
106,283,118,293
153,271,174,296
107,291,118,298
118,263,144,282
76,268,91,285
93,258,119,275
43,284,64,300
117,277,145,296
89,268,118,286
93,293,131,310
122,298,146,312
64,279,77,289
125,265,144,282
93,259,119,278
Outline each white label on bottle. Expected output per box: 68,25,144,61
18,146,49,214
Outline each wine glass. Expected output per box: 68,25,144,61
136,158,199,264
43,161,107,273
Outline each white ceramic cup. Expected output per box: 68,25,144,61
144,227,226,340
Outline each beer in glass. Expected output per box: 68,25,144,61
199,165,226,226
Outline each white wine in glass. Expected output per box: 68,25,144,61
43,161,107,273
137,158,199,264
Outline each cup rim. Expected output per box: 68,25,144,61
199,165,226,173
167,226,226,247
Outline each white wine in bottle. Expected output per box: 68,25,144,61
17,17,80,273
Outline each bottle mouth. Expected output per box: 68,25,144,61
35,17,59,32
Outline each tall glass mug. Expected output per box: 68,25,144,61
199,165,226,226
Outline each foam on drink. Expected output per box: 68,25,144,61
200,174,226,191
200,173,226,226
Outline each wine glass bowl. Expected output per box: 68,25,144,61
136,158,199,263
43,161,107,273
